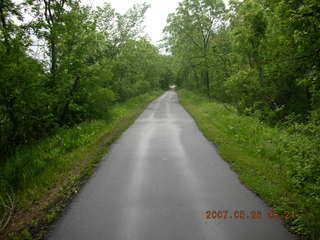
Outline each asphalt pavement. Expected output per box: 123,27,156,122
48,90,296,240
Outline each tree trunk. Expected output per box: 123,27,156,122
50,38,57,86
204,67,210,99
0,0,11,53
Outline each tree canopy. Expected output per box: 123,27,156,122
164,0,320,124
0,0,172,159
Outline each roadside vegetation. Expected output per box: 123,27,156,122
0,0,174,159
0,0,172,238
164,0,319,238
178,90,319,239
0,91,162,239
1,0,319,239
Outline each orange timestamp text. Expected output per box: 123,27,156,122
205,209,295,220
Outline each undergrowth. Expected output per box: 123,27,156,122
0,90,162,238
178,89,320,240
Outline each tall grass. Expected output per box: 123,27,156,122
178,89,320,239
0,91,162,224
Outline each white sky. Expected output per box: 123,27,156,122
82,0,229,44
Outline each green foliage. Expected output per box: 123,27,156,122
224,68,260,112
85,87,117,119
0,38,52,156
0,91,161,204
0,1,170,161
165,0,320,236
0,90,161,238
165,0,320,123
179,90,320,239
164,0,226,97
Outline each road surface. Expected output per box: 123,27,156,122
48,91,296,240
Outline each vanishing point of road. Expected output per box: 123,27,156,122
49,91,296,240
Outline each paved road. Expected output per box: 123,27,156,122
49,91,296,240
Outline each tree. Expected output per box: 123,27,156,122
0,0,50,156
164,0,225,97
0,0,166,161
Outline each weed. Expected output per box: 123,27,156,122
178,89,320,239
0,90,162,239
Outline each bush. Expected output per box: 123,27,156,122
179,90,320,238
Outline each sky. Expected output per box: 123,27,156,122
82,0,229,44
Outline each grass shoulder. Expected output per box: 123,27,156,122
0,90,163,240
178,89,319,240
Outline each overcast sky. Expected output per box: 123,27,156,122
82,0,229,44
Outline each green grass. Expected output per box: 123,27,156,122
0,90,162,239
178,89,320,240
